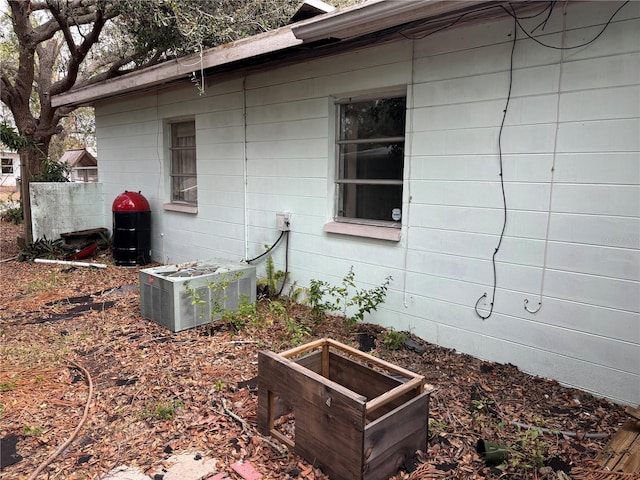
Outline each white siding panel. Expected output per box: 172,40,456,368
247,139,327,159
246,118,327,141
549,213,640,249
412,180,550,211
554,153,640,184
560,52,640,91
557,119,639,153
411,154,554,183
546,242,640,282
552,184,640,217
93,1,640,405
559,85,640,122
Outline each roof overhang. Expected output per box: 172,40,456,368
53,26,303,107
53,0,506,108
291,0,497,42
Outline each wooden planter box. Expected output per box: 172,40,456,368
258,338,430,480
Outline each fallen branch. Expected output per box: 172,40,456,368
27,361,94,480
220,398,285,454
34,258,107,269
510,421,610,439
0,256,18,263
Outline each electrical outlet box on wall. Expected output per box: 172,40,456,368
276,212,291,231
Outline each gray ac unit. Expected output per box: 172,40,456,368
139,259,256,332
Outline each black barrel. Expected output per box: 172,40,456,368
112,191,151,266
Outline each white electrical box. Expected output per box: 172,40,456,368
276,212,291,231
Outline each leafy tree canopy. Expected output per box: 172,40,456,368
0,0,359,239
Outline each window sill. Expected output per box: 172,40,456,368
163,203,198,214
323,221,401,242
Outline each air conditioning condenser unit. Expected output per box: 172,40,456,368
139,260,256,332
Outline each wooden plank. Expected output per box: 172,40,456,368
364,392,429,467
296,350,322,373
626,406,640,421
296,413,364,480
321,343,330,378
366,377,424,415
328,351,402,400
279,338,327,359
258,350,366,433
258,350,365,480
326,338,425,382
597,419,640,472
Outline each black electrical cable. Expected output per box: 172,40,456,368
276,230,290,297
474,7,517,321
245,230,285,264
503,1,629,50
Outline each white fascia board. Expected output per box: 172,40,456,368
53,26,302,107
292,0,496,42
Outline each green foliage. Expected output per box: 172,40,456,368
506,428,547,471
307,266,392,327
30,157,70,182
214,379,225,392
18,237,72,262
222,294,259,330
143,399,184,421
23,425,44,436
258,255,287,299
472,396,495,413
0,376,18,392
0,123,31,150
381,328,408,350
1,205,23,224
184,271,244,327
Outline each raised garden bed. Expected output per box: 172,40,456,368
258,338,430,480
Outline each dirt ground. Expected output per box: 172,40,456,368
0,219,628,480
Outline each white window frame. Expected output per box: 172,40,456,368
1,158,14,175
164,119,198,214
324,89,406,241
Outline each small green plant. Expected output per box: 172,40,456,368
222,295,259,330
184,271,243,325
428,418,448,436
1,205,22,224
18,237,72,262
507,427,547,471
257,255,287,299
147,400,184,421
307,266,392,327
34,375,44,384
381,328,408,350
472,396,495,413
0,377,18,392
23,425,44,436
214,379,225,392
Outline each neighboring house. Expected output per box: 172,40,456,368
53,1,639,405
59,148,98,182
0,148,21,189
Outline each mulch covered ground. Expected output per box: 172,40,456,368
0,220,628,480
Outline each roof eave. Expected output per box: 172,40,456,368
52,26,302,107
291,0,499,42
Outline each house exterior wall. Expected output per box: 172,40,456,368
95,1,639,405
0,151,21,188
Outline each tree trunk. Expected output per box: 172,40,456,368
19,145,48,243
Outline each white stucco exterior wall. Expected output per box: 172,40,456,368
94,1,639,405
